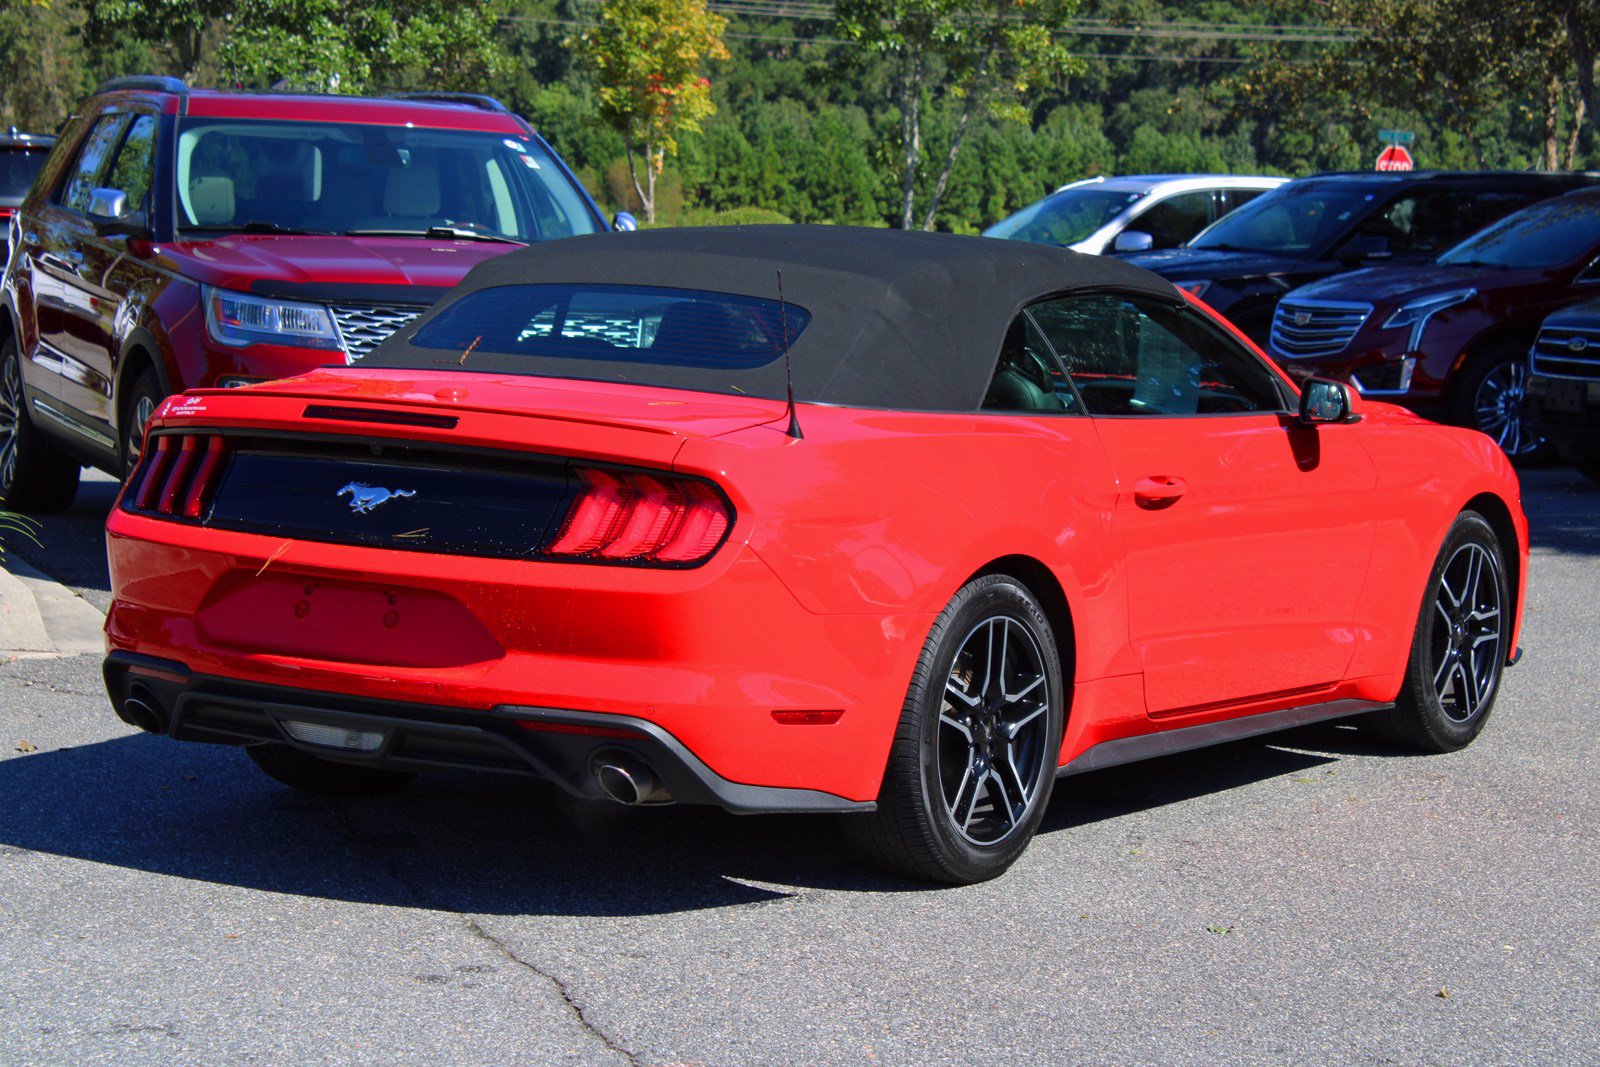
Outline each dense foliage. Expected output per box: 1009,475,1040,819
1,0,1596,232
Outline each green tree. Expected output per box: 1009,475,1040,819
836,0,1083,230
575,0,730,223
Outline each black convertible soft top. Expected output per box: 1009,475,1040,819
366,225,1182,411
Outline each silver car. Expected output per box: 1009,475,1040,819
983,174,1288,255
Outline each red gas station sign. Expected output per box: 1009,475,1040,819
1376,144,1415,171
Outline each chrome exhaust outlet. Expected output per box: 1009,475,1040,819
117,684,167,734
592,754,671,805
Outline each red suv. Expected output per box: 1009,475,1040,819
0,77,612,511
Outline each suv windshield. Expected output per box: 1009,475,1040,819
984,186,1146,246
174,117,600,242
1190,182,1380,255
1439,195,1600,269
0,148,50,199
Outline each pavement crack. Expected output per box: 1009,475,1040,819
459,914,642,1067
322,798,640,1066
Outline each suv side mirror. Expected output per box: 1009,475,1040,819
1337,234,1391,265
86,187,148,236
1113,229,1154,253
612,211,638,232
1298,377,1363,424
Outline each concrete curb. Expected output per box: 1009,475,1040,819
1,554,105,659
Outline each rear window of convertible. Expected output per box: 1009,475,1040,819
401,283,812,370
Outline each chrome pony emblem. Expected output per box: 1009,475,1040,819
337,482,416,514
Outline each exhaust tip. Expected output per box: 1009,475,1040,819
118,685,166,734
593,754,669,805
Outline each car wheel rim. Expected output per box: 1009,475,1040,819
1474,361,1544,457
0,355,20,493
126,395,156,469
938,615,1051,846
1429,542,1503,724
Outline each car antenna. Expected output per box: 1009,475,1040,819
777,269,802,440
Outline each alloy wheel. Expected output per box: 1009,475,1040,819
126,394,157,469
0,354,21,492
1474,360,1543,458
938,616,1052,845
1429,542,1503,723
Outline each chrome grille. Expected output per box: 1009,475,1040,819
331,303,426,363
1531,322,1600,380
1270,299,1373,360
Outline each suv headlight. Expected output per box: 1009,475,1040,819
204,286,341,351
1381,289,1476,350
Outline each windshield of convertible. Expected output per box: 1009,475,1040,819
173,117,601,242
386,284,813,371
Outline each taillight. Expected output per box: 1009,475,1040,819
546,467,732,565
129,433,230,519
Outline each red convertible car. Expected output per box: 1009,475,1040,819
102,227,1526,884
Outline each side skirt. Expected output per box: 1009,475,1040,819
1057,697,1392,778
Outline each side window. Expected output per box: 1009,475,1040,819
1345,191,1460,257
982,314,1080,414
1029,293,1285,417
56,114,132,214
104,115,159,213
1220,187,1268,214
1458,190,1543,238
1133,190,1217,249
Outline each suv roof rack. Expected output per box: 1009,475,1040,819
97,76,189,95
389,92,511,114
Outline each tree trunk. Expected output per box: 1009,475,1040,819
623,137,650,222
920,95,978,232
646,146,660,224
898,49,924,230
1568,90,1589,169
1546,74,1563,171
1567,3,1599,135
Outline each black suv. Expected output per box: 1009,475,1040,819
1123,171,1600,345
1,127,57,259
1526,299,1600,483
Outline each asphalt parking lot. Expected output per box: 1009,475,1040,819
1,468,1597,1066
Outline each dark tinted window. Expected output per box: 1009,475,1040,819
1342,190,1462,257
1029,294,1284,416
983,315,1079,413
403,284,811,370
0,148,49,199
1440,195,1600,269
1134,190,1216,249
105,115,158,212
1218,187,1269,214
57,114,131,213
1192,181,1382,254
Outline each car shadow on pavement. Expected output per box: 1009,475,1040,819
0,724,1359,912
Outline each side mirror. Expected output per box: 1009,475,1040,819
86,187,147,236
612,211,638,232
1113,229,1154,253
1298,376,1363,424
1337,234,1391,265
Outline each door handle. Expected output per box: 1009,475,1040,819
1134,475,1188,509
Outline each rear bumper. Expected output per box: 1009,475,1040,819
104,651,872,814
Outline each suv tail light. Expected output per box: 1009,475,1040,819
546,468,732,565
130,434,231,519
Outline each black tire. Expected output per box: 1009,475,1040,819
0,336,80,513
1450,348,1551,464
119,369,163,477
1574,455,1600,485
1366,512,1509,753
846,574,1065,884
246,743,417,797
